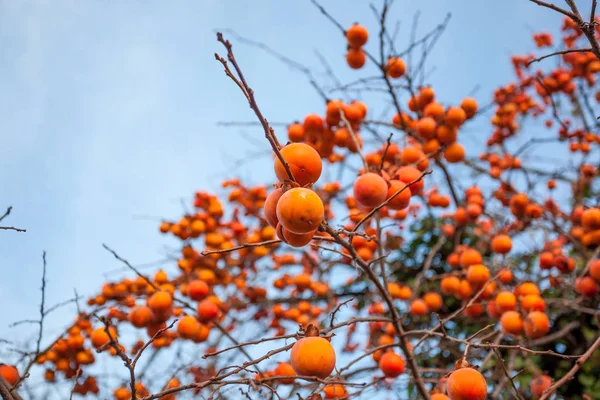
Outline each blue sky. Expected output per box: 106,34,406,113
0,0,565,374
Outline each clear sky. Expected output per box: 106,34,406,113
0,0,564,371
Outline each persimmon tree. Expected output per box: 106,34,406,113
2,1,600,400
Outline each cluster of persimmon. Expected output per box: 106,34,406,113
493,27,600,158
452,186,486,225
5,12,600,400
264,142,325,247
287,98,367,160
571,206,600,248
391,86,477,166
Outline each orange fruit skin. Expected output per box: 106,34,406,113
177,315,200,339
515,282,540,297
441,276,460,294
324,384,347,399
0,364,19,386
531,375,552,398
520,294,546,312
346,48,366,69
290,337,336,379
491,234,512,254
461,97,478,118
188,280,210,301
197,299,219,321
431,394,450,400
346,24,368,47
445,106,467,127
264,188,283,228
276,223,316,248
495,291,517,313
353,172,388,209
276,188,324,234
466,264,490,286
424,292,443,312
459,249,482,268
575,276,599,296
410,299,429,316
128,306,153,328
446,367,487,400
386,180,412,210
417,117,437,139
396,166,424,195
444,143,465,163
500,311,524,335
524,311,550,339
378,351,405,377
147,291,173,313
275,362,296,384
90,327,117,348
274,143,322,186
387,57,406,78
288,123,305,142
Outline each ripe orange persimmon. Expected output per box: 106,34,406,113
128,306,153,328
466,264,490,286
499,269,513,284
276,188,324,234
531,375,552,398
456,280,473,300
460,97,478,118
324,384,347,399
346,23,368,47
431,394,450,400
446,367,487,400
515,282,540,297
288,122,304,142
581,208,600,229
445,106,467,127
386,180,412,210
495,291,517,313
524,311,550,339
423,292,443,312
346,48,366,69
396,166,424,195
177,315,200,339
275,362,296,384
400,146,423,165
459,249,482,268
353,172,388,208
444,142,465,163
290,336,336,378
379,351,405,378
387,57,406,78
304,114,323,130
147,291,173,314
277,224,316,247
410,299,428,316
114,387,131,400
0,364,19,386
417,117,437,139
441,276,460,295
274,143,322,186
90,327,117,348
424,102,445,120
500,311,523,335
264,188,283,228
521,294,546,312
491,234,512,254
197,299,219,321
575,276,599,296
188,280,209,301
